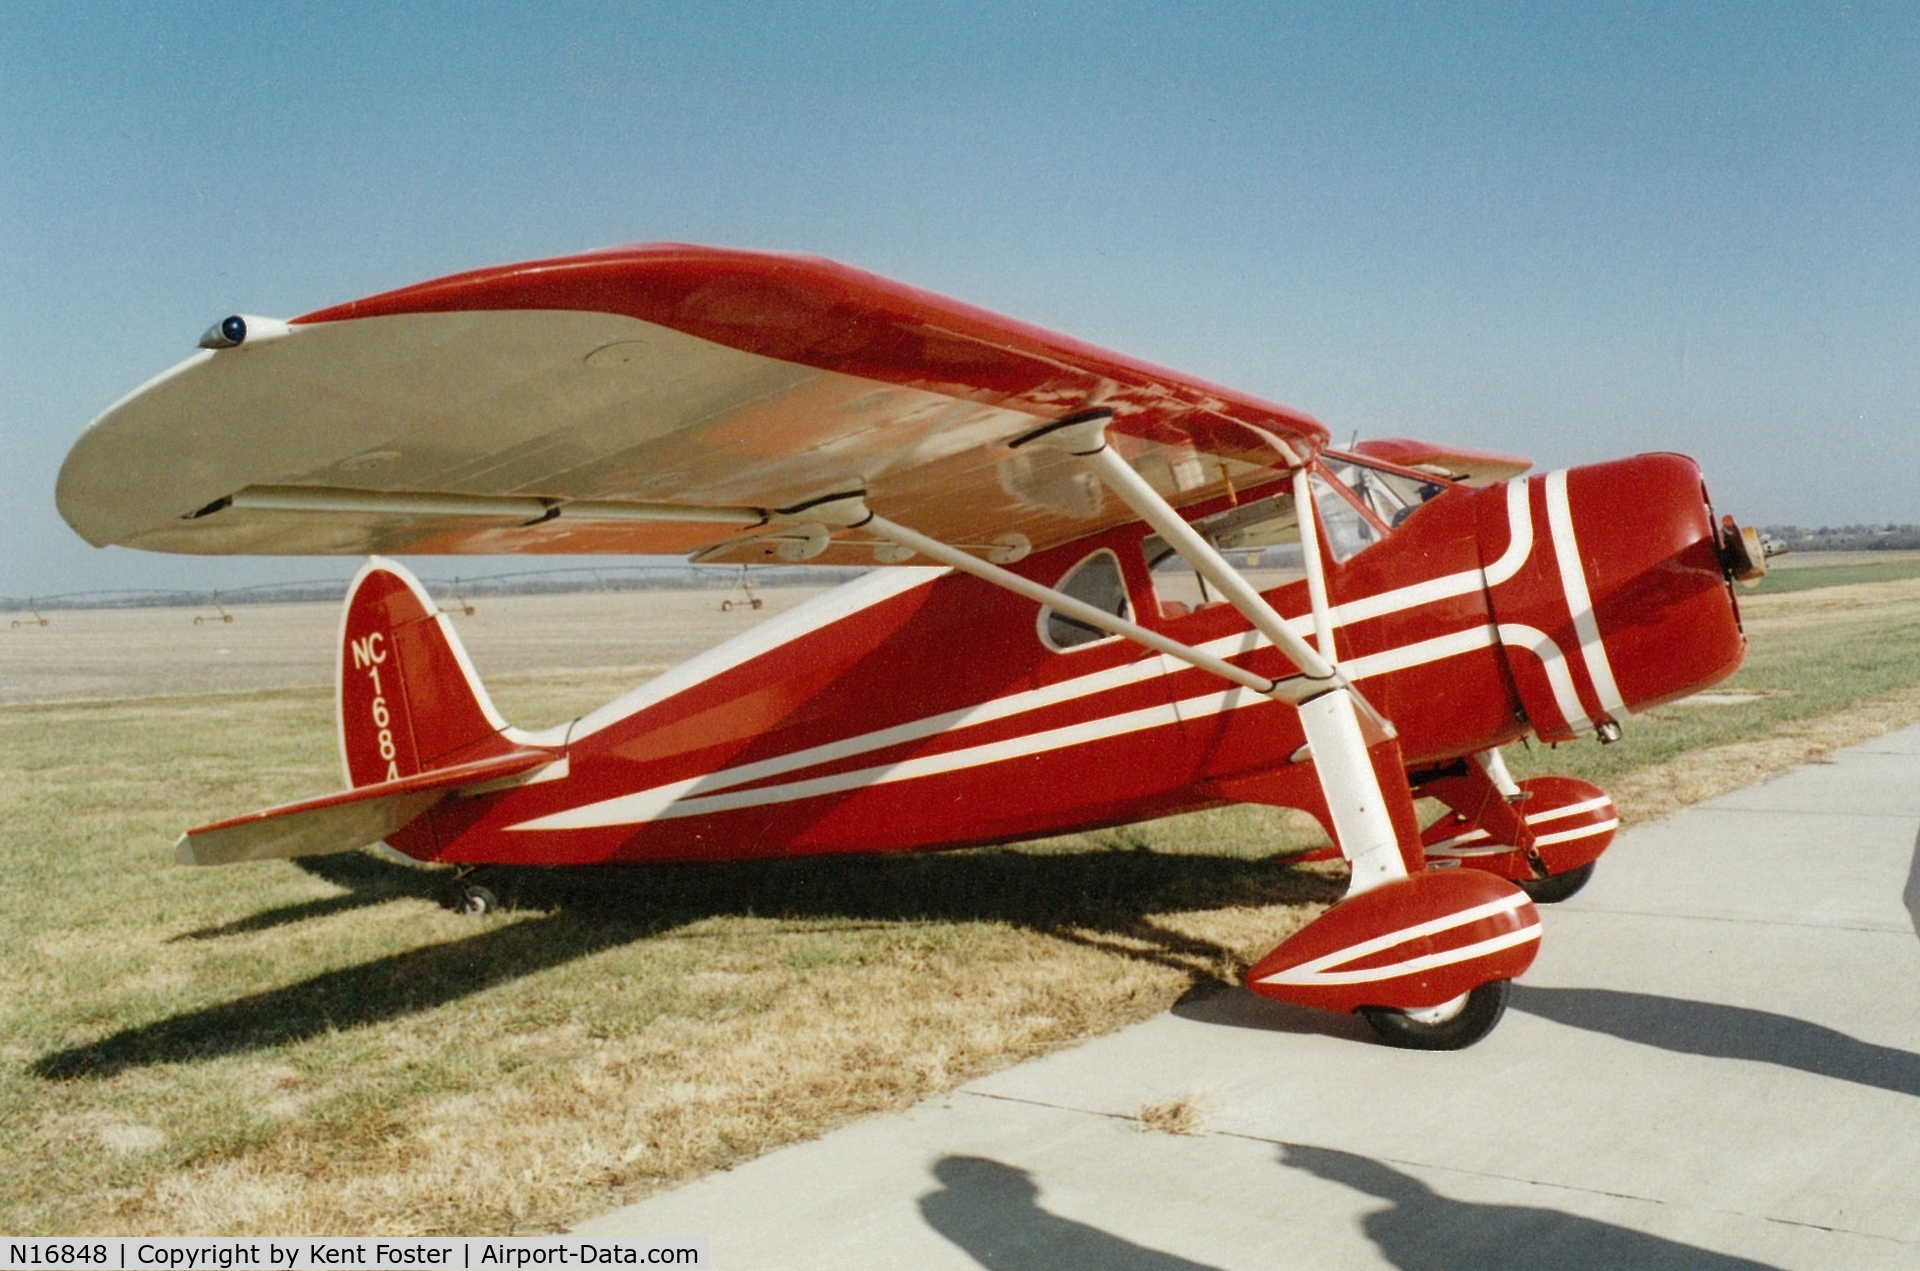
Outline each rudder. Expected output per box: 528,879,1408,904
338,557,514,789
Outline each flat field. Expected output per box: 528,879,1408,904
4,575,1920,1234
0,586,835,704
1747,551,1920,594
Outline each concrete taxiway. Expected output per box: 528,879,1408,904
578,726,1920,1269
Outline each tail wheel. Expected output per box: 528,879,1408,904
449,881,498,915
1360,979,1511,1050
1518,860,1595,904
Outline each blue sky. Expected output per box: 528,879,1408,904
4,2,1916,600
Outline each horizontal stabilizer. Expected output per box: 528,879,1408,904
176,748,556,866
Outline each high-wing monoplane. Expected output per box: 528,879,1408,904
57,245,1771,1048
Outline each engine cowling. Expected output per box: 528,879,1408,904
1477,453,1746,742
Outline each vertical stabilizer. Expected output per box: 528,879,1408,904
337,557,513,789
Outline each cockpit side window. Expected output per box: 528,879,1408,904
1309,458,1453,563
1141,458,1451,606
1039,549,1131,651
1310,474,1384,563
1323,458,1449,530
1140,491,1306,618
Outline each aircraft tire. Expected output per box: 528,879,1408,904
1361,979,1510,1050
450,882,498,915
1517,861,1596,904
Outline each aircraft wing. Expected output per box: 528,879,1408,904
58,245,1328,567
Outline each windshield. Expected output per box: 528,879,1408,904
1322,458,1449,530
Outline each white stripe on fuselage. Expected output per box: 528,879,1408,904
1544,469,1625,717
1494,623,1592,735
508,479,1563,832
567,566,950,744
510,621,1507,832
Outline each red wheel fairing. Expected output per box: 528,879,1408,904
1245,871,1540,1015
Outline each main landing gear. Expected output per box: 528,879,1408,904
1244,748,1615,1049
1414,755,1619,905
1244,867,1542,1051
806,414,1579,1052
1516,860,1596,904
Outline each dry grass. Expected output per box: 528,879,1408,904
1137,1096,1208,1136
0,678,1333,1235
1606,679,1920,824
4,577,1920,1235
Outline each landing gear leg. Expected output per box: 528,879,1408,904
1414,752,1616,903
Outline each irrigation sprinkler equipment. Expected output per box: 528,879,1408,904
193,592,234,625
721,568,763,612
9,601,50,629
445,578,476,616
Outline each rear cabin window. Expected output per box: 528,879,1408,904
1039,550,1132,651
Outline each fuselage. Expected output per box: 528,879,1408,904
395,451,1745,867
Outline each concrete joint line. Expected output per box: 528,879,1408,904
1554,907,1916,935
958,1088,1147,1126
961,1089,1913,1245
1200,1127,1916,1247
1695,805,1918,820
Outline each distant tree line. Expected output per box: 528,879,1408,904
1763,524,1920,552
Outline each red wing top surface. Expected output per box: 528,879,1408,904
57,244,1328,563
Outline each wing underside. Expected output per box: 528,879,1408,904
58,245,1330,565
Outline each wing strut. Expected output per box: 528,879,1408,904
1010,411,1413,894
795,409,1420,896
789,494,1284,698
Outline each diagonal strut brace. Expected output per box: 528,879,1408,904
1012,412,1417,895
788,413,1423,896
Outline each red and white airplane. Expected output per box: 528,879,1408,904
57,245,1770,1048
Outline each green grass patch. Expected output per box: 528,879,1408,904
1744,557,1920,593
1504,596,1920,787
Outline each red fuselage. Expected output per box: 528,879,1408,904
391,453,1744,867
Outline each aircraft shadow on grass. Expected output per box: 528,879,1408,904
170,857,438,940
33,845,1342,1080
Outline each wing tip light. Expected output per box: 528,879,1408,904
197,313,291,350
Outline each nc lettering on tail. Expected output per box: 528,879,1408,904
337,557,514,790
